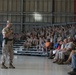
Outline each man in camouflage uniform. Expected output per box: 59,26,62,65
1,21,15,69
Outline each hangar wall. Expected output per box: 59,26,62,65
0,0,74,33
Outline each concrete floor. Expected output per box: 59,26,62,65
0,55,71,75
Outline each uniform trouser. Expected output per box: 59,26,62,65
1,45,14,64
72,54,76,69
54,50,59,60
59,50,70,60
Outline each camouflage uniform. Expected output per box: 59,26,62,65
1,27,13,64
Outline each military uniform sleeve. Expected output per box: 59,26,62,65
2,28,7,35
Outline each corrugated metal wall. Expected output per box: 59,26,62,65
54,0,74,23
0,0,74,33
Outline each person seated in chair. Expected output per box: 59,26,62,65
58,37,75,64
68,54,76,75
44,39,51,55
49,39,62,59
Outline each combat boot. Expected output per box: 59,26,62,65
9,63,15,69
1,63,8,69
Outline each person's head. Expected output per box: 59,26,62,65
59,40,63,45
68,37,73,42
63,38,68,44
47,39,50,42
